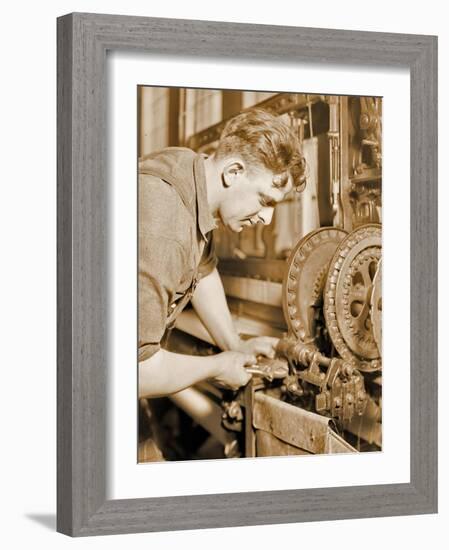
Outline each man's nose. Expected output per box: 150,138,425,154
258,207,274,225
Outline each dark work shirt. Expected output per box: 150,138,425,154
138,147,217,361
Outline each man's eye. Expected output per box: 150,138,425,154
259,195,275,208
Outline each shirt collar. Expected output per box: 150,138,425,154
194,153,217,240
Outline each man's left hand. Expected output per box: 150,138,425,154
237,336,279,359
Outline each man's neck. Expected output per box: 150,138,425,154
203,154,223,219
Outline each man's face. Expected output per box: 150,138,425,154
218,161,292,233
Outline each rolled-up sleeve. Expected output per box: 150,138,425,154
138,236,186,361
138,176,187,362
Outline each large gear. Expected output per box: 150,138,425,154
324,224,382,372
371,258,382,357
282,227,348,345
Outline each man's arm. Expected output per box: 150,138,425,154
191,267,279,357
139,348,255,399
138,180,255,398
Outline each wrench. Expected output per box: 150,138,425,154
246,357,289,382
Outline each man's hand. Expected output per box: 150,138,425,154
212,351,256,390
238,336,279,359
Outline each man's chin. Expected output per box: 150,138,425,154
225,220,244,233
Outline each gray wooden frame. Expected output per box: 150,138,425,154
57,12,438,537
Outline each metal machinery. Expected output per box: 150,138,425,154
154,92,383,459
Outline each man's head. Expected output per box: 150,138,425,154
212,109,306,233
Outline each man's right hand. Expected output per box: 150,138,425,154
212,351,257,390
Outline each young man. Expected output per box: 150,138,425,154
138,109,306,398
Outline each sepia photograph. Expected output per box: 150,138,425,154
137,86,382,463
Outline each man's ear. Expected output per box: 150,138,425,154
222,159,245,188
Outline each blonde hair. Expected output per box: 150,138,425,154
215,109,306,192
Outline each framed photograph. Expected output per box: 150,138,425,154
57,12,437,536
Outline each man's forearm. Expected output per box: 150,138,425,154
191,268,241,351
139,349,220,399
191,268,280,360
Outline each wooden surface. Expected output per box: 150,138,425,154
57,12,438,536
